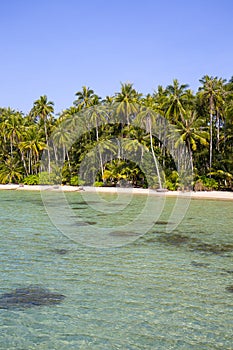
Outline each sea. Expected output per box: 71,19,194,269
0,189,233,349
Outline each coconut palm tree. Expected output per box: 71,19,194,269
114,83,142,125
135,108,163,189
73,86,100,109
19,125,46,175
164,79,190,123
0,157,23,183
83,99,109,179
1,109,23,157
198,76,224,172
30,95,54,172
52,122,72,164
175,110,209,173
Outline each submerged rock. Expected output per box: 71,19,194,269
0,286,65,309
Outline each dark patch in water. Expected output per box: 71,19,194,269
85,221,96,225
109,231,140,237
73,202,88,206
223,269,233,274
0,286,65,309
191,261,210,268
189,243,233,254
157,233,191,246
225,285,233,293
154,221,169,225
154,221,175,226
51,248,69,255
156,232,233,256
75,221,96,226
71,201,99,206
72,207,88,210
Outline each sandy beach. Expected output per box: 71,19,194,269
0,184,233,201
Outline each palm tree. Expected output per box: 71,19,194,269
73,86,100,109
175,110,209,173
0,157,23,183
114,83,142,125
214,79,227,151
83,100,109,179
19,125,46,175
52,122,72,165
1,109,23,157
198,76,224,172
164,79,190,123
135,108,163,189
30,95,54,172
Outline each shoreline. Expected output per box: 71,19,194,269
0,184,233,201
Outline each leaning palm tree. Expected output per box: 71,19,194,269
135,108,163,189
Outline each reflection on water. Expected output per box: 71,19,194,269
0,190,233,349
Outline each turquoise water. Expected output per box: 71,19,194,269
0,190,233,349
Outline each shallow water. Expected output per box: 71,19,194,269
0,190,233,349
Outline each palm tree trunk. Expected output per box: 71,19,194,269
216,109,220,152
149,119,162,189
95,121,104,181
44,121,51,173
66,150,71,171
208,95,215,176
209,111,213,174
21,151,28,176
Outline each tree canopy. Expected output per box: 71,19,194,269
0,78,233,191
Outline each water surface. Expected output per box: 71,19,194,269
0,190,233,349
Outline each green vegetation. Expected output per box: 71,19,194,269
0,76,233,190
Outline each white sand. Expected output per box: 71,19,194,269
0,184,233,201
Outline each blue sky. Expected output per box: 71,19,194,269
1,0,233,114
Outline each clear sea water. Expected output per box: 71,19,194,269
0,190,233,349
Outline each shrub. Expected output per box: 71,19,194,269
165,171,179,191
70,175,85,186
93,181,104,187
194,176,218,191
39,172,61,185
23,175,39,185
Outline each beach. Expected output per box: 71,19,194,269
0,184,233,201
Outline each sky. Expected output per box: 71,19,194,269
1,0,233,114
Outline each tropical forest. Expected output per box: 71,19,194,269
0,75,233,191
